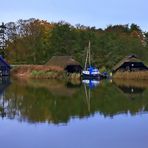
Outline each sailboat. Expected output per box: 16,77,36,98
82,41,100,79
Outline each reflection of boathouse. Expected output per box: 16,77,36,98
46,56,82,73
113,79,147,99
112,55,148,73
118,85,145,95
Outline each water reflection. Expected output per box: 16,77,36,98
0,77,11,118
113,79,147,99
0,78,148,124
82,79,100,89
82,79,100,112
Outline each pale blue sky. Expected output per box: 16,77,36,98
0,0,147,31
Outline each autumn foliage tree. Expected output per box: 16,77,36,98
4,19,148,69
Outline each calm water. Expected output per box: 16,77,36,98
0,78,148,148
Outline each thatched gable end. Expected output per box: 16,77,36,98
113,55,148,73
46,56,82,73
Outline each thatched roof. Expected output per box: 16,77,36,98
46,56,81,69
113,55,142,71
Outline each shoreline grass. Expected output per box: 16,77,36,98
113,71,148,80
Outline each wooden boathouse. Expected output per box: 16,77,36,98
0,56,11,76
112,54,148,73
46,56,82,73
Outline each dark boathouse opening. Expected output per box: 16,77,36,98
118,62,148,72
65,65,82,73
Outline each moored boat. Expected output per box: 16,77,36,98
82,66,100,79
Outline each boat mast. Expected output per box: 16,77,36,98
84,41,91,70
88,40,91,66
84,48,89,70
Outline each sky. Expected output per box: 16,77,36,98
0,0,147,31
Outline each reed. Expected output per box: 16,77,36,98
31,70,66,79
11,65,65,79
113,71,148,80
67,73,81,80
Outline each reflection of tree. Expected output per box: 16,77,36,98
2,79,148,124
0,77,11,118
0,95,6,118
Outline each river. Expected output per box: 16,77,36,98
0,77,148,148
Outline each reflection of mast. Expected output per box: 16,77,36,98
84,84,91,112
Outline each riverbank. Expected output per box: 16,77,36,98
11,65,81,80
113,71,148,80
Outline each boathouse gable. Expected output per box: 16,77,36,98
112,55,148,73
46,56,82,73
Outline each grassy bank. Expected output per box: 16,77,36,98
113,71,148,80
11,65,81,80
30,70,66,79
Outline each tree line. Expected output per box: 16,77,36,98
4,18,148,69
